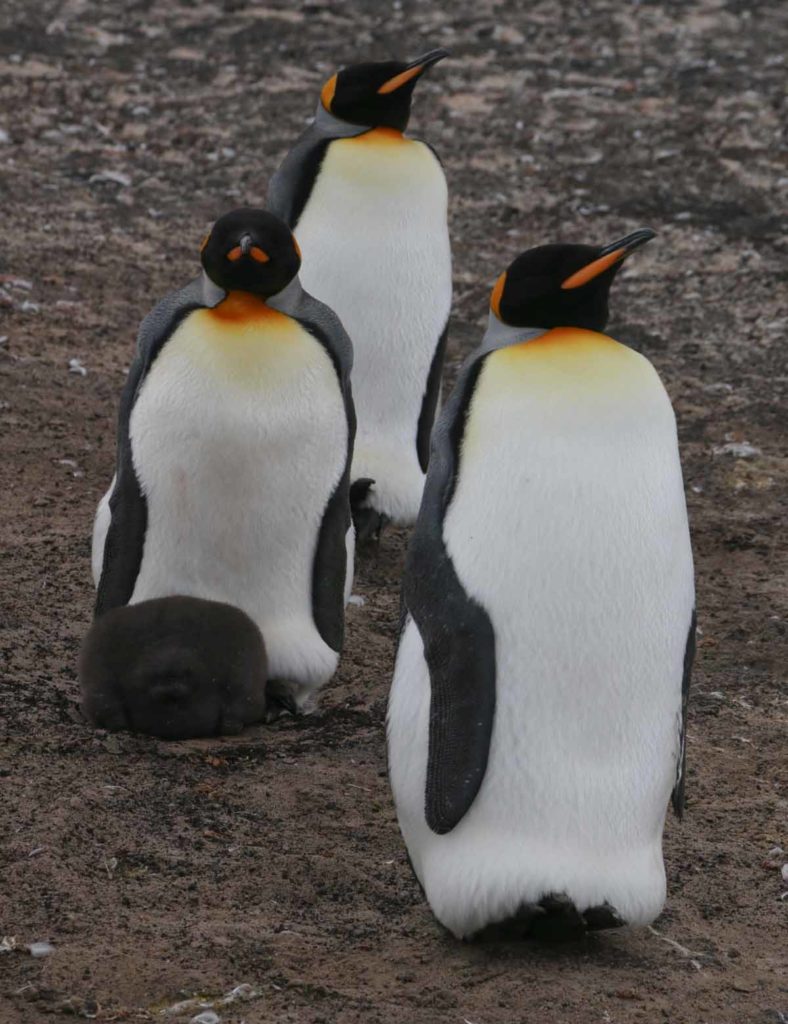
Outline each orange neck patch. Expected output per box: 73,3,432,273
206,291,288,325
490,271,507,317
321,73,337,111
347,126,405,146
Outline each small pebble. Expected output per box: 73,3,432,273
191,1012,220,1024
712,441,761,459
28,941,55,957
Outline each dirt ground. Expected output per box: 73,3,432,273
1,0,786,1021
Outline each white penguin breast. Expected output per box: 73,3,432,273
294,131,452,454
443,331,695,844
127,303,347,642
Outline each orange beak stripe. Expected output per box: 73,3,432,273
292,236,302,259
490,270,507,317
561,248,626,290
378,64,424,95
321,73,338,111
199,233,210,254
226,246,243,262
250,246,269,263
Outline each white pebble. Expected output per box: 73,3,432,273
28,941,54,957
191,1013,220,1024
712,441,761,459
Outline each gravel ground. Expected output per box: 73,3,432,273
1,1,786,1022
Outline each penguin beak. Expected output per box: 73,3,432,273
561,228,656,290
377,48,450,95
239,234,253,256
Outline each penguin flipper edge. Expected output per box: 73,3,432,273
95,282,204,616
404,351,497,836
671,610,697,818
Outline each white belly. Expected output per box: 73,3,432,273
295,130,452,522
127,303,348,689
388,331,695,936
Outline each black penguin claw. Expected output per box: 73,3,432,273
470,893,625,943
350,478,390,547
353,507,390,547
264,679,301,723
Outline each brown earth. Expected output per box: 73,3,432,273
1,1,786,1022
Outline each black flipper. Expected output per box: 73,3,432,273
671,610,697,818
268,135,332,229
403,352,496,835
95,279,205,617
416,319,449,473
266,111,368,230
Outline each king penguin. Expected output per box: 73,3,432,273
387,229,696,939
267,51,452,539
91,208,356,721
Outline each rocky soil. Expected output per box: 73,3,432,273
1,1,786,1022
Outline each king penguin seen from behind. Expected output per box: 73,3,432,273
388,228,697,940
268,50,452,541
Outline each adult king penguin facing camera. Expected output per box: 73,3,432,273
83,209,356,737
388,229,696,940
268,51,452,541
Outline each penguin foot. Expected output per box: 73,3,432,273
264,679,301,723
350,478,390,547
470,893,624,943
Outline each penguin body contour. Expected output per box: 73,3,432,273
268,55,452,526
93,210,355,713
387,233,695,939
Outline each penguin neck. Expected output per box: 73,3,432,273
201,271,225,308
199,270,302,317
481,313,546,354
313,102,370,139
266,276,304,317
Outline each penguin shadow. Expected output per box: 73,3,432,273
440,901,649,966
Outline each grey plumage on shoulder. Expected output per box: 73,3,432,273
135,274,218,358
269,276,353,378
267,105,367,228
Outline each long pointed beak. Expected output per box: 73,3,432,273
408,48,451,71
561,228,656,290
598,228,657,259
377,48,450,95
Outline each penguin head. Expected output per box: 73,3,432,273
319,49,449,131
490,229,656,333
201,207,301,299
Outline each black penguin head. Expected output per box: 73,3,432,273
200,207,301,299
490,229,657,333
320,49,449,131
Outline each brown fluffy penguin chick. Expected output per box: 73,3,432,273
79,596,267,740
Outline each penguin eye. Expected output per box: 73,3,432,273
250,246,269,264
226,246,243,262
